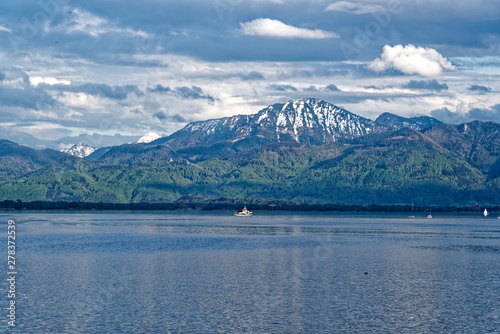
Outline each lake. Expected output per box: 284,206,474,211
1,212,500,333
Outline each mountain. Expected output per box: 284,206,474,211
295,127,485,204
1,98,499,206
85,146,114,160
96,143,181,165
423,121,500,175
137,132,161,144
61,143,96,158
375,112,441,132
155,98,442,152
0,140,79,180
0,129,494,205
156,98,379,150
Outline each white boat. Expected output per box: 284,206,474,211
427,206,432,219
234,206,252,216
484,209,488,217
409,202,415,218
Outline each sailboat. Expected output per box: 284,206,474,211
409,202,415,218
427,206,433,219
484,208,488,217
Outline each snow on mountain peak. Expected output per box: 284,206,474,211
61,143,96,158
137,132,161,144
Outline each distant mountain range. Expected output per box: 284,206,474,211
1,98,499,206
62,143,96,158
61,132,161,158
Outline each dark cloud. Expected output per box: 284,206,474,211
430,108,467,124
153,111,167,120
304,85,319,92
172,114,186,122
0,68,56,109
149,85,171,94
0,87,56,110
175,86,214,101
468,85,492,93
431,104,500,124
469,104,500,122
148,85,215,101
325,84,340,91
403,80,448,92
153,111,185,123
238,71,265,80
268,84,298,92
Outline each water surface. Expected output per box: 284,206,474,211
1,212,500,333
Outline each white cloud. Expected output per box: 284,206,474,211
56,8,149,38
30,77,71,86
240,18,338,39
368,44,457,76
0,25,12,33
17,122,71,141
325,1,386,14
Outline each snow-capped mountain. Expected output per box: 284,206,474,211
137,132,161,144
160,98,383,149
253,98,377,143
61,143,96,158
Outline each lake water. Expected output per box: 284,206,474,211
1,212,500,333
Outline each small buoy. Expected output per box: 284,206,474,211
364,272,368,275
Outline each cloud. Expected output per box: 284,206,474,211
403,80,448,92
325,1,386,14
468,104,500,122
153,111,167,120
368,44,457,76
0,69,55,109
240,18,338,39
252,0,284,3
325,84,341,91
268,84,298,91
55,8,149,38
0,25,12,33
468,85,492,93
431,104,500,124
430,108,467,124
238,71,265,80
0,87,56,110
30,77,71,86
45,83,142,100
148,85,216,101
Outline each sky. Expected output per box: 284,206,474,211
0,0,499,149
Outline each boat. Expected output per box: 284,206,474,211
484,209,488,217
409,202,415,218
427,206,433,219
234,206,252,216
